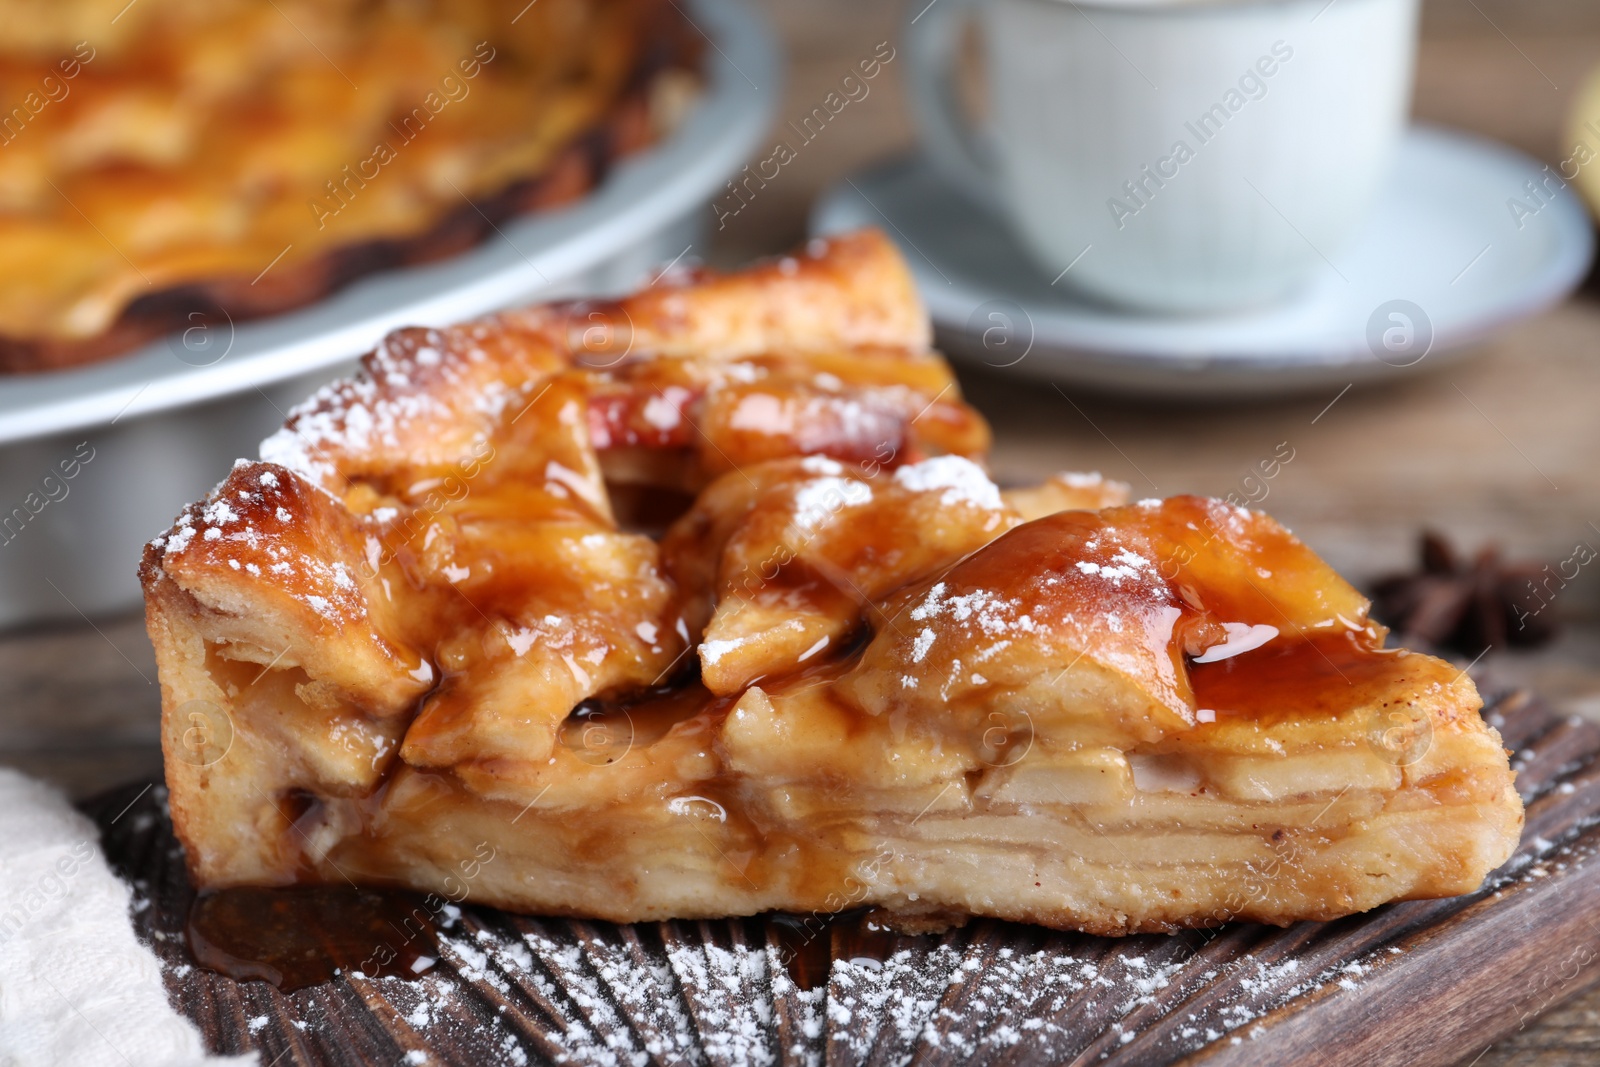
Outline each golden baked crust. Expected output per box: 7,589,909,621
141,229,1522,934
0,0,698,372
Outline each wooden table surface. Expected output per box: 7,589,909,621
3,1,1598,1064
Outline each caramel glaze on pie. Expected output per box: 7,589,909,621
141,230,1523,936
0,0,698,371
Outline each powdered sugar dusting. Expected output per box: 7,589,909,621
666,939,777,1065
261,373,456,486
903,581,1035,670
151,463,369,624
700,636,747,666
1074,546,1158,588
255,321,517,489
893,455,1003,510
798,455,844,476
789,476,873,532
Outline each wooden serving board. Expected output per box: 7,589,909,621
85,687,1600,1067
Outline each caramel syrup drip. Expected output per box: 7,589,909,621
1188,629,1406,726
559,665,726,758
765,910,882,990
187,886,442,992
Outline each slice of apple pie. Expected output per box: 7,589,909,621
141,230,1522,935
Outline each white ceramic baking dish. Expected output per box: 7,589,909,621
0,0,778,627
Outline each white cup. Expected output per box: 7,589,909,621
905,0,1420,314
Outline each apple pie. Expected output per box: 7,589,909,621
0,0,697,372
141,230,1522,935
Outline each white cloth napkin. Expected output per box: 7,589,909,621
0,768,254,1067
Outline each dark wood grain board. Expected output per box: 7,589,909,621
84,687,1600,1067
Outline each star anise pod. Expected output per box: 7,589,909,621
1369,531,1559,658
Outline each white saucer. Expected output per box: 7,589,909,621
811,126,1594,398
